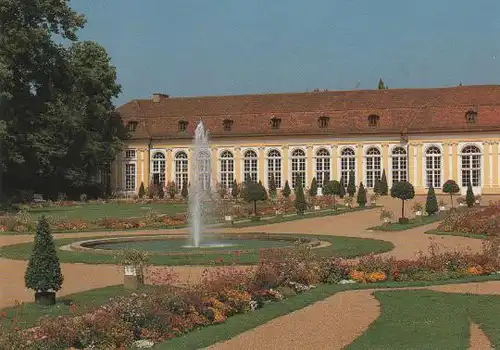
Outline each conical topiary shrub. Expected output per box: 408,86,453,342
466,181,475,208
425,185,438,215
347,170,356,197
379,169,388,196
24,216,64,305
357,182,367,207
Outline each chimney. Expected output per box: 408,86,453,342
152,93,169,103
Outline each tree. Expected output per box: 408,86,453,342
442,180,460,208
425,185,438,215
347,170,356,197
466,181,475,208
308,177,318,197
158,185,165,199
323,180,341,209
0,2,125,200
378,78,387,90
138,182,146,199
181,180,188,200
268,174,277,198
390,181,415,224
379,170,388,196
231,179,239,200
25,216,64,305
294,180,307,215
166,182,176,199
373,177,381,195
258,180,268,201
282,180,291,199
339,176,346,198
357,182,367,207
243,177,267,216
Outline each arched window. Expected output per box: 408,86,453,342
291,149,306,188
461,145,481,187
267,149,282,188
315,148,330,187
340,147,356,188
174,151,188,191
243,150,258,183
391,147,407,183
425,146,441,188
220,150,234,189
198,151,211,191
151,152,166,186
365,147,381,188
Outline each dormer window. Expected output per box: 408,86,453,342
318,116,329,129
270,117,281,129
126,121,138,132
178,120,188,132
223,119,233,131
465,110,477,124
368,114,380,127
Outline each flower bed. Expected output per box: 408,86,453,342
2,237,499,348
436,201,500,237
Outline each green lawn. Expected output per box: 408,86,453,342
0,233,394,266
25,202,188,221
425,229,488,240
369,212,444,231
348,289,500,349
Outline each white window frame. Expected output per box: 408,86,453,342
460,145,482,188
391,146,408,183
425,145,442,188
243,149,258,183
315,148,331,187
365,147,381,188
291,148,306,188
151,151,166,186
174,151,188,191
219,150,234,189
340,147,356,188
266,149,282,189
124,162,136,191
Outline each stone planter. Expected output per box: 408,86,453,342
398,217,410,225
383,217,391,224
475,200,480,204
314,205,321,211
224,215,233,222
439,206,446,211
415,211,422,216
124,265,140,290
459,203,466,207
35,291,56,305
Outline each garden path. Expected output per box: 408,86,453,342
0,196,496,348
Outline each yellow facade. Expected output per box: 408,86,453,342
115,133,500,196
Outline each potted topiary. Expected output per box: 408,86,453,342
24,216,64,305
390,181,415,224
117,249,149,290
442,180,460,209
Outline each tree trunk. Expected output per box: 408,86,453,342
450,193,454,208
333,195,336,210
401,199,405,219
253,200,257,216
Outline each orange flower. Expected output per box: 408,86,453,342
349,270,366,283
366,271,387,283
466,266,483,276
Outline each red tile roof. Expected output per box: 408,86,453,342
116,85,500,140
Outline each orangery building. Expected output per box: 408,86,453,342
114,85,500,196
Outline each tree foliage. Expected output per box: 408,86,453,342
338,176,346,198
466,181,475,208
390,181,415,220
357,182,367,207
25,216,64,292
268,174,277,198
294,180,307,215
442,180,460,208
282,180,291,198
0,1,125,200
243,177,267,216
323,180,341,209
425,185,438,215
138,182,145,199
347,170,356,197
308,177,318,197
231,179,239,199
181,180,188,199
379,169,388,196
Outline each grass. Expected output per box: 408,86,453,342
425,229,488,240
369,212,444,231
0,233,394,266
3,274,500,348
347,289,500,349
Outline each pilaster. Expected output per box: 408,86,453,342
166,148,173,184
258,146,265,183
331,144,338,181
234,147,242,183
306,145,313,186
282,145,289,185
356,144,363,185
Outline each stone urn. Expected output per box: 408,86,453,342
124,265,140,290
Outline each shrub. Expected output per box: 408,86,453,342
268,175,277,198
379,169,388,196
356,182,367,207
308,177,318,197
323,180,341,209
282,180,291,198
231,180,239,200
425,185,438,215
166,182,176,199
338,176,346,198
390,181,415,223
294,180,307,215
466,181,475,208
347,170,356,197
443,179,460,208
242,177,267,216
181,180,188,200
138,182,146,198
373,177,381,195
24,216,64,300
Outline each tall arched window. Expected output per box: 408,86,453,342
243,150,258,183
220,150,234,189
199,151,211,191
391,147,407,183
315,148,330,187
461,145,481,187
151,152,166,186
425,146,441,188
365,147,381,188
340,147,356,188
174,151,188,191
291,148,306,188
267,149,282,188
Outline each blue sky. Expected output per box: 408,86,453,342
71,0,500,105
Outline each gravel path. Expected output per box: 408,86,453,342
0,197,497,348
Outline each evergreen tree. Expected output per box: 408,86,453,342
158,185,165,199
357,182,367,207
466,181,475,208
181,180,188,200
282,180,291,199
378,78,386,90
243,179,267,216
379,169,389,196
294,180,307,215
443,180,460,208
308,177,318,197
166,182,176,199
347,170,356,197
25,216,64,304
258,180,268,200
268,174,277,198
425,185,438,215
373,177,381,195
231,179,239,200
339,176,346,198
138,182,146,198
390,181,415,223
